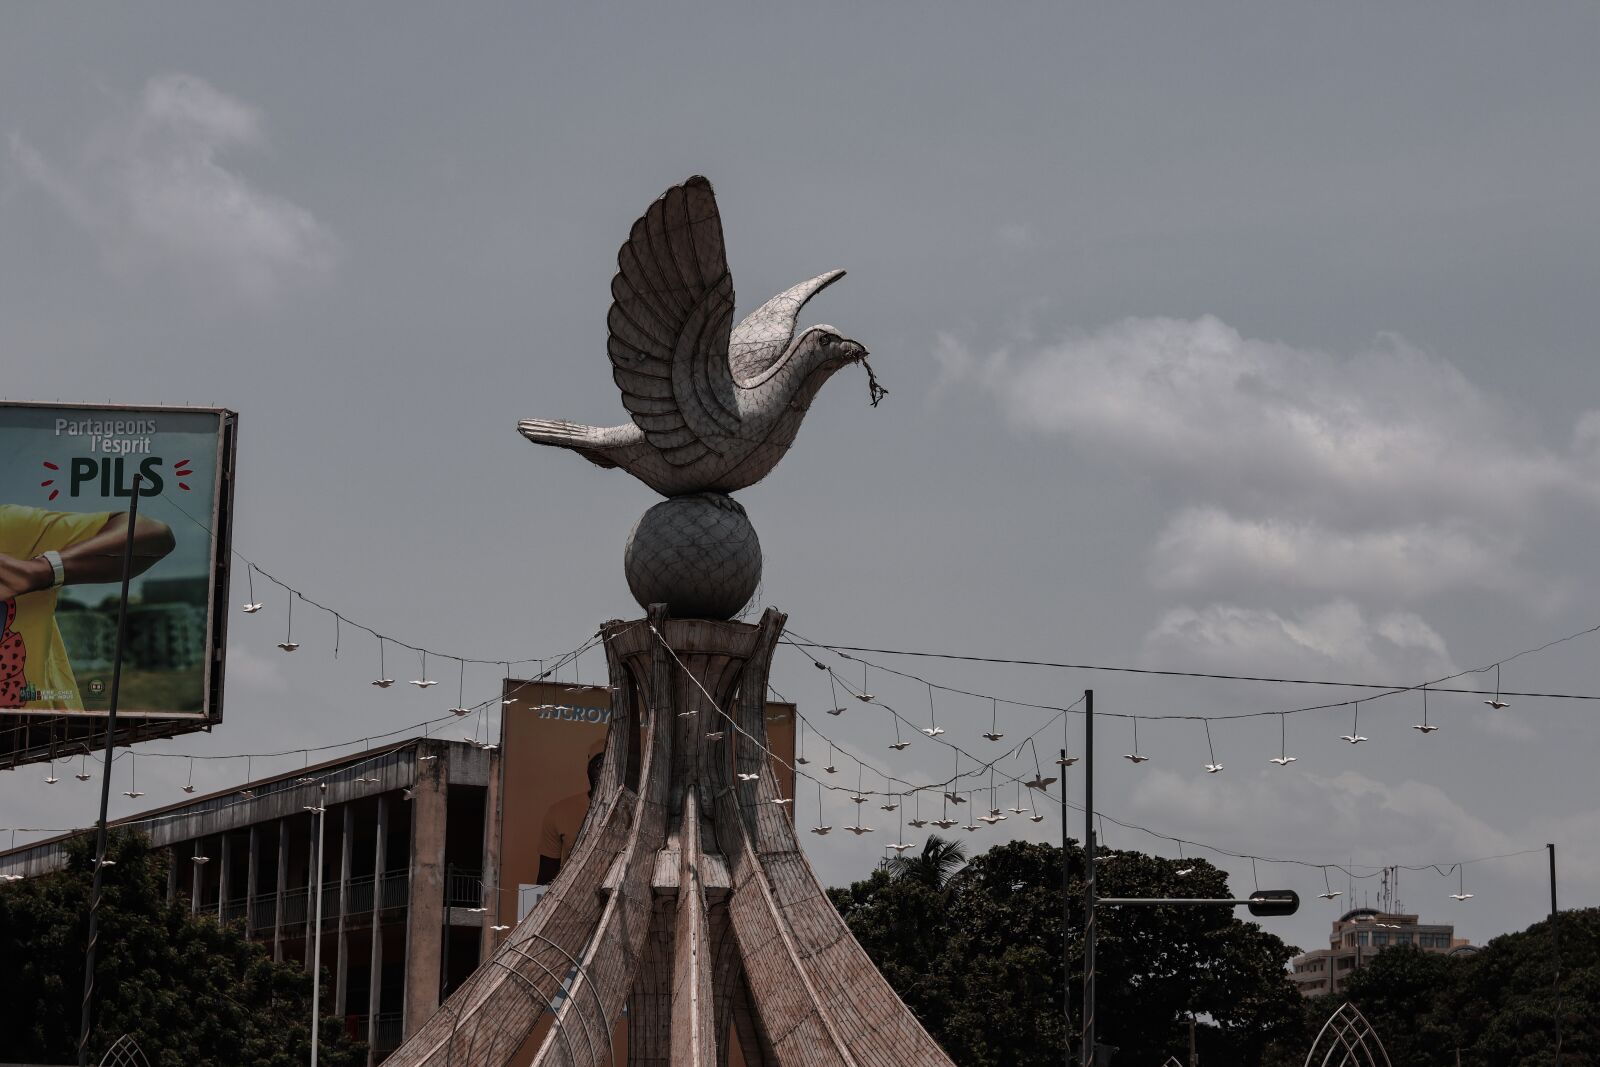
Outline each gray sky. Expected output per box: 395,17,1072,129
3,3,1598,955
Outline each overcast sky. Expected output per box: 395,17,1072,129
3,3,1598,955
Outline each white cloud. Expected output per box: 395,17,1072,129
1142,599,1455,680
1149,506,1533,600
941,315,1599,608
11,73,337,305
1129,768,1515,866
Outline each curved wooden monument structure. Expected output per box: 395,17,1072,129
386,606,956,1066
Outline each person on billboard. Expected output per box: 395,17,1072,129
536,746,606,884
0,503,175,710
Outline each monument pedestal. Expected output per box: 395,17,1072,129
386,606,954,1066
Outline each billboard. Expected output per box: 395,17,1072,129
0,402,237,769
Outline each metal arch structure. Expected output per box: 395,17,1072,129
386,606,956,1066
1303,1003,1394,1067
97,1036,152,1067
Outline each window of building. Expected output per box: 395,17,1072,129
1395,933,1412,945
1373,933,1389,946
1357,932,1369,946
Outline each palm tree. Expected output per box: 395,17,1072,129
888,834,967,890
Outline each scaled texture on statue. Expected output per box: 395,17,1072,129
517,175,872,499
624,493,761,620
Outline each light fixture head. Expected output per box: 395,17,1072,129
826,707,846,717
795,756,810,765
921,726,945,737
1413,723,1440,734
181,784,197,794
75,772,92,781
242,603,262,614
1057,755,1079,767
1124,754,1150,764
372,678,395,688
490,923,511,931
1029,814,1045,823
982,732,1005,742
880,801,899,811
191,855,209,865
1269,755,1298,766
857,692,874,703
43,775,59,785
1451,892,1474,901
846,825,874,836
890,842,913,853
908,818,928,828
771,797,793,806
1484,699,1509,710
809,825,832,835
410,679,437,689
123,790,144,798
889,741,911,751
737,772,760,782
933,818,956,829
1204,763,1224,774
823,764,837,774
1025,775,1058,790
449,707,470,717
1319,891,1342,900
1340,734,1368,744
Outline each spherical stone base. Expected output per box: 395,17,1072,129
624,493,762,620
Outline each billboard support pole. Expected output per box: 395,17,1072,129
77,471,143,1067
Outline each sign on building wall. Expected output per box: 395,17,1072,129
492,680,795,922
0,402,237,768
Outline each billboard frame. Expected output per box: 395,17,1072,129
0,401,238,770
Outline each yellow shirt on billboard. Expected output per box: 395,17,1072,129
0,503,115,711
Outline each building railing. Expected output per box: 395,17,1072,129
221,896,248,927
380,869,410,909
444,868,482,908
370,1012,405,1055
250,892,277,933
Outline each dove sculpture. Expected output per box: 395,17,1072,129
518,176,872,497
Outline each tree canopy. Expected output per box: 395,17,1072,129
1336,907,1599,1066
830,834,1304,1067
831,833,1599,1067
0,829,365,1067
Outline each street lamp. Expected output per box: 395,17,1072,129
306,783,328,1067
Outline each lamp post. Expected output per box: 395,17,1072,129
77,472,142,1067
308,783,327,1067
1081,689,1095,1067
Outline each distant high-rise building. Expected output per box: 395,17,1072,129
1290,908,1475,996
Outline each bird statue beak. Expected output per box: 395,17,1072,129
840,340,868,362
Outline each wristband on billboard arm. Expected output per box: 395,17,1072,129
40,550,66,588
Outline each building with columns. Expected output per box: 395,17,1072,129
0,681,795,1063
0,736,491,1063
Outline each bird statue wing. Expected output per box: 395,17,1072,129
728,269,847,385
607,176,741,467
